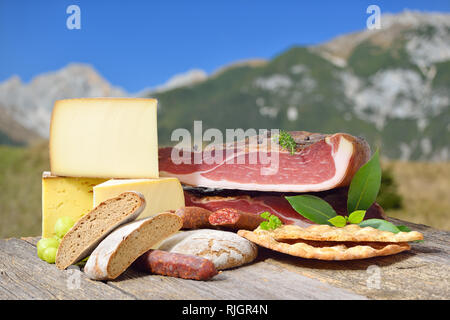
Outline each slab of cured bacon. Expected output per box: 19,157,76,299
159,131,371,193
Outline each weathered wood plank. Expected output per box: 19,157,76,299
262,248,449,300
388,218,450,265
109,261,368,300
3,216,449,300
0,238,135,300
8,237,368,300
261,218,450,300
20,236,39,246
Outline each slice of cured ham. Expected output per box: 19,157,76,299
159,131,371,193
184,188,386,228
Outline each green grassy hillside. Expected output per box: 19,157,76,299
0,142,49,237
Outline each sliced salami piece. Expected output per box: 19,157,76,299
208,208,265,231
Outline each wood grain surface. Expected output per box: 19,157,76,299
0,218,448,300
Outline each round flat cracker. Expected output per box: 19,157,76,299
271,224,423,243
237,229,411,261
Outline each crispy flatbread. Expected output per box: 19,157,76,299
271,224,423,243
237,229,411,260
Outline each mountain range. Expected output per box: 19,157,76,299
0,64,127,142
0,10,449,160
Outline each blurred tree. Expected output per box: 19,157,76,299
377,165,403,210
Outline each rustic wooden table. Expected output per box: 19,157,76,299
0,218,448,300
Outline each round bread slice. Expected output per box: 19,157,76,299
55,191,146,270
84,212,183,280
157,229,258,270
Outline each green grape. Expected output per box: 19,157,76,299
54,216,75,238
42,247,58,264
37,238,59,260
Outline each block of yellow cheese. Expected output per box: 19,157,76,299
42,172,107,238
49,98,159,179
93,178,185,219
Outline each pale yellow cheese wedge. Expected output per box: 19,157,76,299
93,178,185,220
49,98,159,179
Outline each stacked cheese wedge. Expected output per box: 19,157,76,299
42,98,186,238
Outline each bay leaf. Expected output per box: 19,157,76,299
285,195,337,225
347,149,382,214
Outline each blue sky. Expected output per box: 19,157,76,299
1,0,449,92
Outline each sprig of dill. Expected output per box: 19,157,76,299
275,130,297,155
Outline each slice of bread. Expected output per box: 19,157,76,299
55,191,146,270
84,212,183,280
157,229,258,270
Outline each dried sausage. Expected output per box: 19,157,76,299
133,250,218,281
208,208,265,231
175,206,214,229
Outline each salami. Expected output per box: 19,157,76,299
175,206,214,229
208,208,265,231
133,249,218,281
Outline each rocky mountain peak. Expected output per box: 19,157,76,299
0,63,127,138
317,10,450,67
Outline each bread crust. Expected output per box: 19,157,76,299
157,229,258,270
84,212,182,280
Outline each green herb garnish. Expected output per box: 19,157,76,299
347,210,366,224
327,210,366,227
259,211,282,230
275,130,297,155
327,215,347,227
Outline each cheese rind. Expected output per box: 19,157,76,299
49,98,159,179
41,172,107,238
93,178,185,219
